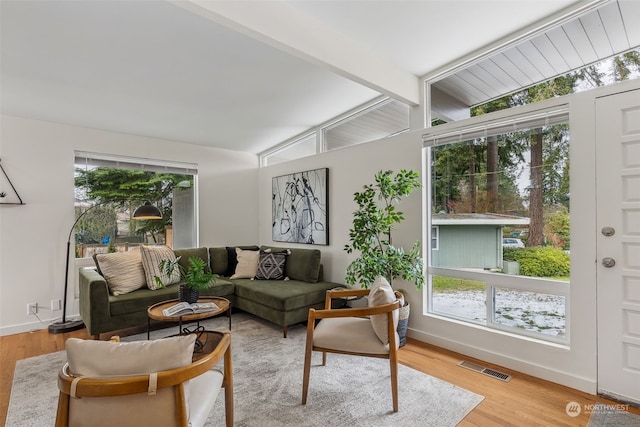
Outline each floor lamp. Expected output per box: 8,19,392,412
48,201,162,334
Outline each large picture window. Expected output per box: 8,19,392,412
423,106,570,343
73,152,198,258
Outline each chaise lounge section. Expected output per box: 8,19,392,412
79,245,343,338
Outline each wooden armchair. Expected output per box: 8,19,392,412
302,284,401,412
55,332,233,427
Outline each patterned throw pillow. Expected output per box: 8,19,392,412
94,248,146,295
230,248,260,279
140,245,181,290
255,250,289,280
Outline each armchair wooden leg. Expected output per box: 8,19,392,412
302,316,315,405
54,392,69,427
390,355,398,412
283,326,288,338
224,343,234,427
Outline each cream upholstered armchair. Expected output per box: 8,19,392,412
302,276,401,412
55,332,233,427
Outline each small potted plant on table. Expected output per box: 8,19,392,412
156,257,218,303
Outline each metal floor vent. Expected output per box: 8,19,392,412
458,361,512,382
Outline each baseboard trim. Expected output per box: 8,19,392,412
407,327,597,394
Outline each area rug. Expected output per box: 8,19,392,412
8,313,483,426
588,402,640,426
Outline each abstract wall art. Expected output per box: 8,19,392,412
272,168,328,245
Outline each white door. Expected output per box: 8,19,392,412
596,88,640,404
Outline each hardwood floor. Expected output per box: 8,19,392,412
1,324,638,426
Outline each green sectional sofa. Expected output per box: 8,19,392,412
79,245,343,338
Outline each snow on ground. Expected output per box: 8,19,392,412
432,290,566,338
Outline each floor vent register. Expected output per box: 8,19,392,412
458,360,512,382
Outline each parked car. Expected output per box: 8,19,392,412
503,238,525,249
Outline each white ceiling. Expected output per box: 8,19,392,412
1,0,594,154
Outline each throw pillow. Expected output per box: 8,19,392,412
224,245,259,276
94,248,146,295
140,245,181,290
230,248,260,279
225,247,238,277
66,334,196,377
255,249,289,280
368,276,399,345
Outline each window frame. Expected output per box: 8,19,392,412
73,152,199,257
422,98,571,344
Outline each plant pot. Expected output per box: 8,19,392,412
178,285,199,304
397,302,410,347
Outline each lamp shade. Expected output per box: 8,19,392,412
133,201,163,219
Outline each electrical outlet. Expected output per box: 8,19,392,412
51,299,62,311
27,303,38,315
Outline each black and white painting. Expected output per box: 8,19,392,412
272,168,328,245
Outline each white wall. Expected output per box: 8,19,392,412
257,80,640,394
258,131,424,285
0,115,258,335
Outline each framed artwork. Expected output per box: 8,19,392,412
272,168,328,245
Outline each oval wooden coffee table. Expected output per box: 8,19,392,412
147,296,231,339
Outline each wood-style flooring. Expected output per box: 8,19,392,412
1,322,638,426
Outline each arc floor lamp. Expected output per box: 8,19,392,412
48,201,163,334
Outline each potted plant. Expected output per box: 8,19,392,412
156,257,218,303
344,169,424,345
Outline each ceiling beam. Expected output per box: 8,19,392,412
172,0,421,106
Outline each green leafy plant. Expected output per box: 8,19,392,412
155,256,218,291
503,246,570,277
344,169,424,289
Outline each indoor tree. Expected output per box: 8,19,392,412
344,169,424,289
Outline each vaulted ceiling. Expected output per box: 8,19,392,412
2,1,634,155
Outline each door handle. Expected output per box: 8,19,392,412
602,257,616,268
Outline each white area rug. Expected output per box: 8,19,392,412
8,313,483,426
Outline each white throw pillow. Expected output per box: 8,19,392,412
368,276,399,344
66,334,196,377
140,245,181,290
230,247,260,279
94,248,145,295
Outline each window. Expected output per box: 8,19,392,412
431,226,439,250
324,99,409,151
423,105,570,343
73,152,198,258
262,133,317,166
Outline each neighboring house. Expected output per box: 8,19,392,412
432,213,529,270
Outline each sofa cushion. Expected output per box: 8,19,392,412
93,249,146,296
255,250,288,280
233,279,335,311
109,279,235,316
208,247,228,276
261,246,321,283
230,248,260,279
174,247,210,273
140,245,181,290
